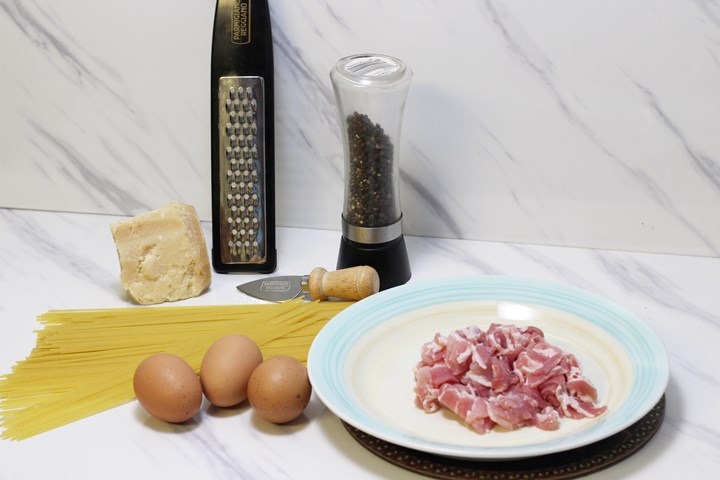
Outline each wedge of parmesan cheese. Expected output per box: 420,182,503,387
110,202,211,305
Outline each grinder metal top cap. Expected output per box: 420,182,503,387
334,54,412,87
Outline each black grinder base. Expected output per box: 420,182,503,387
337,235,411,291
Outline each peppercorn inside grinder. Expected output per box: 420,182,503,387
330,54,413,290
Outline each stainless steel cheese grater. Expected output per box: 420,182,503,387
211,0,276,273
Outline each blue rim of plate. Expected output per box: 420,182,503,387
307,275,669,460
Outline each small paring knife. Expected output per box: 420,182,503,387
236,266,380,302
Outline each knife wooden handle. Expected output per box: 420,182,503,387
307,266,380,301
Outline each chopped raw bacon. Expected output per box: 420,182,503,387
534,406,561,431
413,363,458,412
413,323,607,434
419,332,447,365
445,332,474,374
438,383,495,434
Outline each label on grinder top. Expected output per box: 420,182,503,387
344,55,401,77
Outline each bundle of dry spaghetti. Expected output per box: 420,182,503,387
0,300,351,441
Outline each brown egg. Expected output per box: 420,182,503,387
200,334,263,407
133,353,202,423
247,356,312,424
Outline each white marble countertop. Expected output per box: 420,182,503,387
1,207,719,479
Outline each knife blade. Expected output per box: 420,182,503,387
236,266,379,302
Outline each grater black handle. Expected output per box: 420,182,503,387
211,0,274,76
211,0,276,273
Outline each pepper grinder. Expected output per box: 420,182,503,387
330,53,412,290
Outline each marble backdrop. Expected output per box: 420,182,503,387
1,0,719,257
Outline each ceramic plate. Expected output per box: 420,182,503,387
307,276,669,460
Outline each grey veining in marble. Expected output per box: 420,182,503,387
2,0,720,257
1,207,720,479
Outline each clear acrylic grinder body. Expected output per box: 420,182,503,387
330,54,412,290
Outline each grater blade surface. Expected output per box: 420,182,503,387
216,76,269,266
